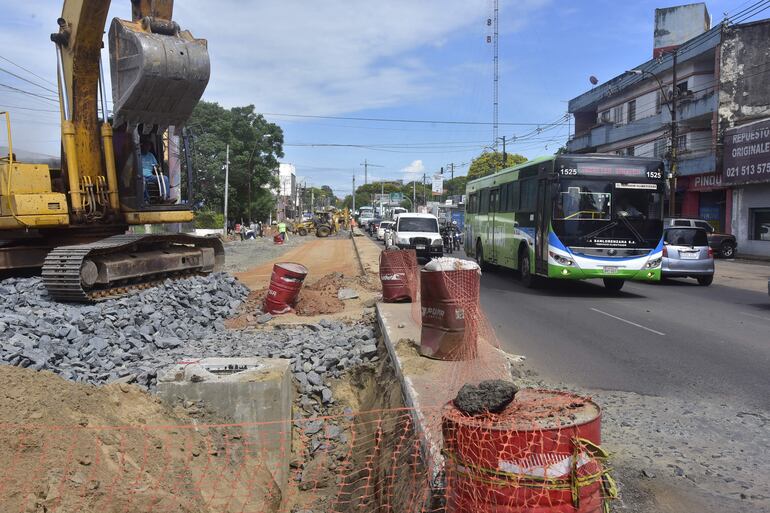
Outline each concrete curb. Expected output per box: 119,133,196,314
350,228,367,276
375,303,444,490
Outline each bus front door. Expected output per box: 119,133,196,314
489,188,500,263
535,179,549,274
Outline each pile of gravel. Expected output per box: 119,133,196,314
0,274,377,410
0,273,246,386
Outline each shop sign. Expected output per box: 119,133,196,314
690,173,723,191
723,118,770,185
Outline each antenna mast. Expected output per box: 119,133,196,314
492,0,499,150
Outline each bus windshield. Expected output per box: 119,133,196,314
552,179,663,247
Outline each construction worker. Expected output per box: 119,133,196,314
277,220,288,241
140,138,169,200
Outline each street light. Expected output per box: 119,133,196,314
627,66,678,216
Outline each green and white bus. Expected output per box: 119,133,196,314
465,154,666,291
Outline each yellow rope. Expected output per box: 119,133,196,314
442,436,618,509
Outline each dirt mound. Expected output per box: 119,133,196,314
0,366,279,513
224,288,268,329
294,272,345,316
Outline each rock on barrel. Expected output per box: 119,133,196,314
264,262,308,314
419,258,480,360
379,249,418,302
442,389,610,513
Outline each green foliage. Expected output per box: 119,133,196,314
467,151,527,180
193,209,225,229
299,186,338,212
187,101,284,222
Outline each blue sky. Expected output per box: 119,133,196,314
0,0,766,199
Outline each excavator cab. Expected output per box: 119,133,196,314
108,11,208,214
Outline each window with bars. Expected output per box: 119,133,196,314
627,100,636,122
612,105,624,124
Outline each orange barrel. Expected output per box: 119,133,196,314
264,262,308,314
380,249,418,302
419,260,480,360
442,389,608,513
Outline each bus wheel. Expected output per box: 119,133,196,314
476,241,489,272
603,278,625,292
520,250,535,288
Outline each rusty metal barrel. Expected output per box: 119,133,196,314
379,249,418,302
419,259,480,360
264,262,308,314
442,389,609,513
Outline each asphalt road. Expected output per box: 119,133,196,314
479,266,770,411
365,229,769,410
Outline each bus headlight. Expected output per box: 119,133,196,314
645,257,662,269
549,251,574,266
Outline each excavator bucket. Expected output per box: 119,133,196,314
108,17,209,129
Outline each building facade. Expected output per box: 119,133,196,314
277,163,297,221
567,4,770,256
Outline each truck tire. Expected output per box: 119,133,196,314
720,242,735,258
316,225,331,237
298,227,308,236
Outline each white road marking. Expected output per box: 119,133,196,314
739,311,770,322
589,307,666,336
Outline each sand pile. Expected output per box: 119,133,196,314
293,272,346,316
0,366,279,513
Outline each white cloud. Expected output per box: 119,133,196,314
0,0,550,156
401,159,425,174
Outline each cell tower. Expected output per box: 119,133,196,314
487,0,499,151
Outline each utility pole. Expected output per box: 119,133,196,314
449,162,455,181
352,175,356,213
223,144,229,235
422,173,426,207
412,179,416,212
360,159,382,186
501,136,507,165
669,51,678,217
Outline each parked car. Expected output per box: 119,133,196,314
661,227,714,286
664,218,737,258
377,221,395,241
392,213,443,261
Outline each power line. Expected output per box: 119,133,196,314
0,83,57,103
0,54,56,87
262,112,570,127
0,67,58,95
0,103,59,113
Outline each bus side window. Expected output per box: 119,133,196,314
500,185,508,213
467,193,477,214
510,182,520,211
520,180,536,211
480,189,490,214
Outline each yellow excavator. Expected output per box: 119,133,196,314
0,0,223,301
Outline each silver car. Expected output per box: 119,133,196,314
662,227,714,286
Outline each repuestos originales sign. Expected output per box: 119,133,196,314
723,118,770,185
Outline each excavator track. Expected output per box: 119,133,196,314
42,233,225,302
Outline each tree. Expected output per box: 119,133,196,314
467,151,526,180
186,101,284,222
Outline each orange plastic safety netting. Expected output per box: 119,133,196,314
0,401,615,513
0,410,434,513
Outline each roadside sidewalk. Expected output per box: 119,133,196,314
714,258,770,293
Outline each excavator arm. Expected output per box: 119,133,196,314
50,0,209,218
37,1,222,302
